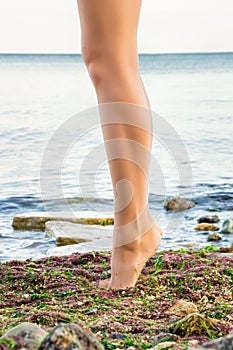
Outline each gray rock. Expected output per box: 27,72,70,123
1,322,47,349
198,215,220,224
45,221,113,246
207,233,222,241
154,332,179,345
38,323,104,350
220,219,233,234
164,197,195,211
189,331,233,349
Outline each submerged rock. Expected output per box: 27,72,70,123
195,223,219,231
47,237,112,256
38,323,104,350
167,300,198,317
1,322,47,349
170,313,217,337
45,221,113,246
220,219,233,234
164,197,195,211
198,215,220,224
207,233,222,241
12,211,114,231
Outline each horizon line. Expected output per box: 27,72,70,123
0,50,233,56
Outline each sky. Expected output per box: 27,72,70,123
0,0,233,54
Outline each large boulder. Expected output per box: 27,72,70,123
38,323,104,350
1,322,47,349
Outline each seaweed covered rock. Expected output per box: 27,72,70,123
167,300,198,317
164,197,195,211
38,323,104,350
170,313,217,337
195,223,219,231
0,322,47,350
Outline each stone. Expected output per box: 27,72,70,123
189,331,233,349
169,313,217,337
12,211,114,231
220,219,233,234
154,332,179,345
1,322,47,350
38,323,104,350
167,300,198,317
195,223,219,231
152,341,177,349
110,333,127,340
207,233,222,241
164,197,195,211
177,243,200,248
45,221,113,246
47,238,112,256
198,215,220,224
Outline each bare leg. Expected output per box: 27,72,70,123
77,0,163,289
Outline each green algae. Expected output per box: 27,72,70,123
0,246,232,349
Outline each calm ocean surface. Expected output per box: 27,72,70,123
0,53,232,261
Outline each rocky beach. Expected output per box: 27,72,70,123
0,199,233,349
0,246,232,349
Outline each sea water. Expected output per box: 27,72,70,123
0,53,232,261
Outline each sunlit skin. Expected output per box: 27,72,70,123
77,0,163,289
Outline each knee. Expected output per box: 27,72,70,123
81,45,139,88
81,45,103,86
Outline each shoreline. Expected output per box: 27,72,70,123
0,245,232,349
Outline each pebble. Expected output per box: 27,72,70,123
110,333,127,340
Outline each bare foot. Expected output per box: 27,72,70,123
98,215,163,289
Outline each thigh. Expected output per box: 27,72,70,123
77,0,142,57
